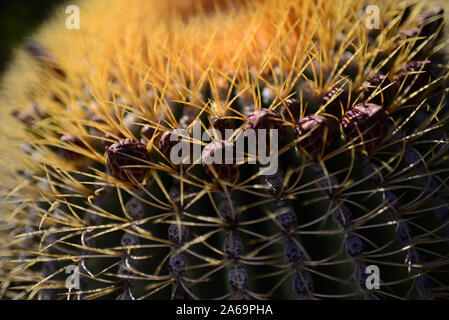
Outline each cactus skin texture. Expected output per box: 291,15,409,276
1,0,449,300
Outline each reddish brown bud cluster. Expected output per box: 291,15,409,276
59,134,85,161
106,138,150,182
359,74,394,105
394,60,433,93
281,98,301,123
295,114,334,158
342,103,389,153
201,140,239,180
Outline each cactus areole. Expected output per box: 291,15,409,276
107,138,150,182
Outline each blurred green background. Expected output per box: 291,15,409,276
0,0,67,75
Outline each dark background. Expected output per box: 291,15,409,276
0,0,67,74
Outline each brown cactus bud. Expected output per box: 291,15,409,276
295,114,334,158
359,74,394,105
321,82,349,119
159,129,178,159
342,103,389,153
59,134,85,160
158,129,192,163
281,98,301,123
201,140,239,180
244,108,285,146
210,116,233,139
394,60,433,93
417,7,444,37
106,138,150,182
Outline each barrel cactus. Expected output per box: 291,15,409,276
1,0,449,300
